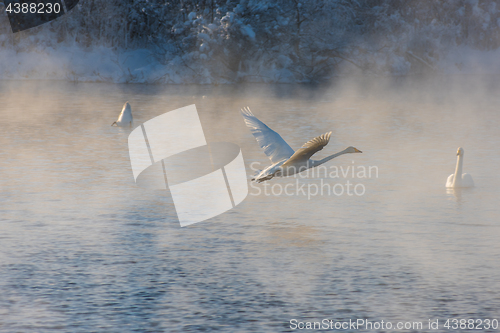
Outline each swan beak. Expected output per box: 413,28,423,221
354,148,362,153
457,152,460,156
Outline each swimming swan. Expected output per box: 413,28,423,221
446,147,474,188
241,107,362,183
111,102,133,127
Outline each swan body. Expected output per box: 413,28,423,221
446,147,474,188
241,107,362,183
112,102,133,127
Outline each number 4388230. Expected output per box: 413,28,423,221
6,2,62,14
444,318,498,330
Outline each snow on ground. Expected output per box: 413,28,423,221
0,45,159,83
438,46,500,75
1,42,500,84
0,42,292,84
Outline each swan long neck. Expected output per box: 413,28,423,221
453,154,463,186
311,149,349,167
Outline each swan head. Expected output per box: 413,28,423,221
457,147,464,156
345,146,362,154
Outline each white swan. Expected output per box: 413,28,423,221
241,107,362,183
112,102,133,127
446,147,474,188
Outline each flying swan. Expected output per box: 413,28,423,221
241,107,362,183
446,147,474,188
111,102,133,128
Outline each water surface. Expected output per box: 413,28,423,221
1,78,499,332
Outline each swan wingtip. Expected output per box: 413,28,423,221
240,106,254,117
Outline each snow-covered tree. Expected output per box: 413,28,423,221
1,0,499,81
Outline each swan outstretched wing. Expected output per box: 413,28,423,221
241,107,295,163
285,132,332,164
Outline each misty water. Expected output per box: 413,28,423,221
1,78,500,332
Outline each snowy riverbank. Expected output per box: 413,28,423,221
2,43,500,84
1,0,500,84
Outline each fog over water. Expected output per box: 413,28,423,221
0,77,499,332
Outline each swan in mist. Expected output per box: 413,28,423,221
241,107,362,183
446,147,474,188
111,102,133,127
